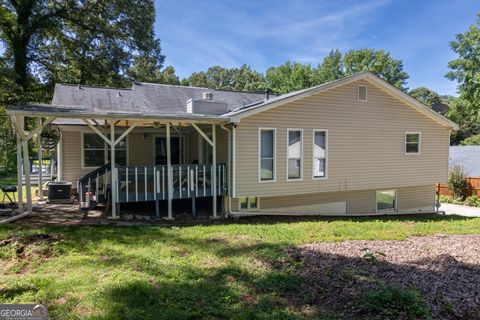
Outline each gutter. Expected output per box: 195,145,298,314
0,210,31,225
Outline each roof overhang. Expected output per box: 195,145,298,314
228,72,459,130
7,103,231,126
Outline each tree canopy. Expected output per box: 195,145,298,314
445,13,480,144
409,87,442,106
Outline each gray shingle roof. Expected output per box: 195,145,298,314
51,82,266,115
449,146,480,177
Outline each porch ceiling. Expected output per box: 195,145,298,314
7,103,232,126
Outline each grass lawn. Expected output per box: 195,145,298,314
0,176,38,205
0,214,479,319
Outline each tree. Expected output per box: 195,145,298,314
460,133,480,145
182,65,265,91
312,49,344,85
409,87,442,106
266,61,314,95
343,49,409,90
445,13,480,145
0,0,164,91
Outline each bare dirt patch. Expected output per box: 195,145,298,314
283,234,480,319
0,233,63,260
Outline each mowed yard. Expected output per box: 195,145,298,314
1,214,479,319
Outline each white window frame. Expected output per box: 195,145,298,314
81,131,129,169
238,196,260,211
376,189,397,213
286,128,303,181
258,128,276,183
405,132,421,155
357,85,368,101
312,129,328,180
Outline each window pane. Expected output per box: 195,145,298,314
260,159,273,180
314,131,326,158
239,197,248,209
377,190,396,211
107,134,127,150
288,131,301,158
249,197,257,209
406,143,419,153
288,159,301,179
84,133,104,149
84,150,105,167
406,133,419,143
261,130,274,158
314,158,325,177
108,150,127,166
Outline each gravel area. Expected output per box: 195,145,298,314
284,235,480,319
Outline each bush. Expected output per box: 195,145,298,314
465,195,479,207
358,284,431,320
448,166,468,199
439,195,452,203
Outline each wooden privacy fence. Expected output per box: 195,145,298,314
437,177,480,197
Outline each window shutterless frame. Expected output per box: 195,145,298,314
357,85,368,101
313,129,328,180
405,132,421,155
81,131,129,169
258,128,276,183
238,197,261,211
375,189,397,213
286,128,303,181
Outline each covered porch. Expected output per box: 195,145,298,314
7,105,234,220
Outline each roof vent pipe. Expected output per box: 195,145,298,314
203,92,213,100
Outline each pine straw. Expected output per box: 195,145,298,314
282,235,480,319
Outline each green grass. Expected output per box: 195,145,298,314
0,176,38,205
0,214,479,319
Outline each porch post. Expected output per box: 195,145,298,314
166,122,173,220
110,121,117,218
22,139,32,212
16,133,24,212
37,118,44,201
211,124,217,218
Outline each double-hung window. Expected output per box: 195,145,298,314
287,129,303,180
405,132,421,154
313,130,327,178
259,128,276,181
83,133,105,168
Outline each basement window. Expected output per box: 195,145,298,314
358,85,367,101
239,197,259,211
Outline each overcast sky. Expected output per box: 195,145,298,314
155,0,480,95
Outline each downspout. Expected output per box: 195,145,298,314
220,124,232,215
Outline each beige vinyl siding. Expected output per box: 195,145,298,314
60,126,229,185
232,185,435,215
235,79,450,197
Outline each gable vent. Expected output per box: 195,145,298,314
358,85,367,101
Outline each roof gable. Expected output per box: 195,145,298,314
227,72,458,130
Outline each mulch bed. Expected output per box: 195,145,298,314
282,234,480,319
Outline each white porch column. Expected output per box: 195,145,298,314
166,122,173,220
16,134,24,212
110,121,117,218
211,124,217,218
37,118,43,201
22,139,32,212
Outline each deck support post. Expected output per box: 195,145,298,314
37,118,44,201
166,122,173,220
16,127,24,212
110,121,118,219
211,124,217,219
22,139,32,213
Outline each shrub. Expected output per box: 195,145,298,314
448,166,468,199
465,195,479,207
358,284,431,320
438,195,452,203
